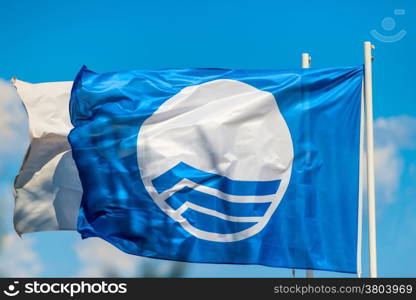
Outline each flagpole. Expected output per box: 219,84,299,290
302,53,311,69
301,52,314,278
364,41,377,278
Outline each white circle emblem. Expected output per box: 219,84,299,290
137,79,293,242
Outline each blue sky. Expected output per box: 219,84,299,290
0,0,415,277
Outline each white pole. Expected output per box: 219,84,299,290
356,84,365,278
302,53,311,68
364,41,377,278
301,52,313,278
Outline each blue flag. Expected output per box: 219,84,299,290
69,66,363,273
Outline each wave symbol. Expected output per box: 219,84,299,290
152,162,281,234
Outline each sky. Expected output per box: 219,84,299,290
0,0,415,277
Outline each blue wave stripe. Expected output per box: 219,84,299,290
182,207,257,234
152,162,281,196
166,187,270,217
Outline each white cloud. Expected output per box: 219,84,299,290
0,184,43,278
375,116,416,149
0,79,29,176
0,233,42,277
374,144,402,202
74,238,142,277
373,115,416,203
74,237,187,277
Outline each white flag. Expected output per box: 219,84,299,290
13,79,82,234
